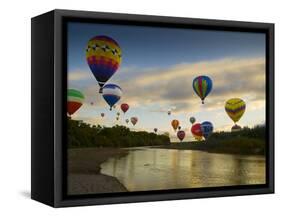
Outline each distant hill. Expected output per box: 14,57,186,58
170,125,266,155
68,119,170,148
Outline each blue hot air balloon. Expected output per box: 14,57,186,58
201,121,213,139
102,84,122,110
193,75,213,104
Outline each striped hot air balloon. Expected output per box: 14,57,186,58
67,89,85,116
225,98,246,124
102,84,122,110
193,75,213,104
86,35,122,93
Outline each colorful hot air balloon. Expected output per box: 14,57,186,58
201,121,213,139
194,135,203,141
177,130,185,142
121,103,129,114
189,117,196,124
131,117,138,126
154,128,158,133
191,123,203,140
86,35,122,93
171,120,179,131
102,84,122,110
193,75,213,104
101,113,105,118
67,89,85,116
225,98,246,123
231,124,242,132
125,119,129,124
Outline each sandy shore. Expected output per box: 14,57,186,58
68,147,128,195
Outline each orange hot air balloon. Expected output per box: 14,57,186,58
171,120,179,131
191,123,203,139
121,103,129,114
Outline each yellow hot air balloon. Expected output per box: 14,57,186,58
225,98,246,123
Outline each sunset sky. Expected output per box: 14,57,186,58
67,21,266,142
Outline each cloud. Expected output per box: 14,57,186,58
68,56,266,131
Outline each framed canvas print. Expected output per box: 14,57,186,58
31,9,274,207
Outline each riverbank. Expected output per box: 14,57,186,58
157,137,265,155
68,147,128,195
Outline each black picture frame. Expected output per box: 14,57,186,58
31,9,274,207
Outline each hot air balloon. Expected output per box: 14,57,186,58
191,123,203,140
225,98,246,124
101,113,105,118
193,75,213,104
231,124,242,132
117,112,120,116
194,135,203,141
113,105,117,109
189,117,196,125
178,126,181,130
171,120,179,131
121,103,129,114
67,89,85,116
116,117,119,121
90,102,94,106
102,84,122,110
167,110,171,115
125,119,129,124
131,117,138,126
177,130,185,142
201,121,213,139
154,128,158,133
86,35,122,93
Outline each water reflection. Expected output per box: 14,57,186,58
101,148,265,191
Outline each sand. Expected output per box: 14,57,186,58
67,147,128,195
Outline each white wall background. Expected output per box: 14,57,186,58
0,0,279,216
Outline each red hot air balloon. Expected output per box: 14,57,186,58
121,103,129,114
177,130,185,142
191,123,203,138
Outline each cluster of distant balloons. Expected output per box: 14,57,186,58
67,35,247,142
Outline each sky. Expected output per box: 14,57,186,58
67,21,266,142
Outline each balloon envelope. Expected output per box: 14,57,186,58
121,103,129,113
125,119,129,124
131,117,138,125
86,35,122,90
171,120,179,131
154,128,158,133
102,84,122,110
225,98,246,123
67,89,84,116
191,123,203,138
190,117,196,124
168,110,171,115
177,130,185,142
201,121,213,139
101,113,105,117
193,75,212,104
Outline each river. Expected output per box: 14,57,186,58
101,147,266,191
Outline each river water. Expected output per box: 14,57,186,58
101,148,266,191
